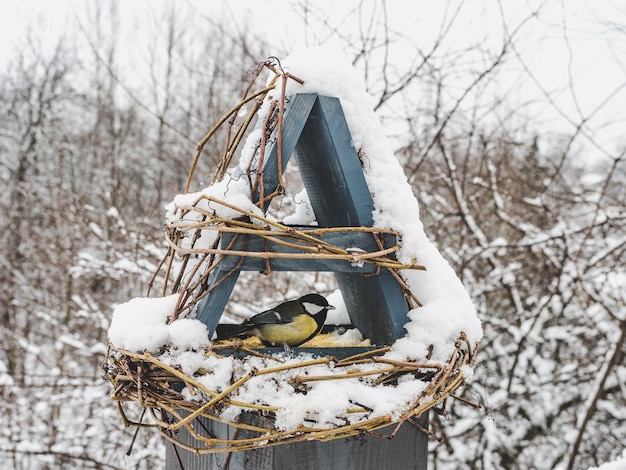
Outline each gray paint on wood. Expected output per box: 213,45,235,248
293,96,409,344
194,267,241,340
206,346,379,360
218,229,397,273
164,411,429,470
247,93,319,212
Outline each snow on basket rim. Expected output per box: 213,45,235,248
104,46,482,452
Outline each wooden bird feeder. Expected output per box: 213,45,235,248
104,64,479,469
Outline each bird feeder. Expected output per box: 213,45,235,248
104,61,479,469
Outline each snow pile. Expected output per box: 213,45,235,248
107,44,482,430
588,450,626,470
109,295,210,352
156,349,425,431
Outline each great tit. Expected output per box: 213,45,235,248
215,294,335,347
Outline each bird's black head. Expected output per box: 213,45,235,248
298,293,334,333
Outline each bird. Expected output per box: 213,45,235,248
215,294,335,347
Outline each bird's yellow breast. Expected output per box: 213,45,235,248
255,314,319,347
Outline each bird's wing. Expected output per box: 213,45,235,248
215,310,284,339
244,305,295,326
270,299,302,318
215,300,302,340
215,323,248,339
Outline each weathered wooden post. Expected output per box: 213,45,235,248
165,411,427,469
164,94,429,469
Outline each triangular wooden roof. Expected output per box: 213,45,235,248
196,93,410,346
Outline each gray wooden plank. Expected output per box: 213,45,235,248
194,94,318,338
210,346,378,360
242,93,318,211
218,229,397,273
164,411,429,470
194,268,241,338
293,96,410,344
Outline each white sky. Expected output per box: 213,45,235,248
1,0,625,162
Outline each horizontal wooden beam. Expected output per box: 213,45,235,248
218,229,397,273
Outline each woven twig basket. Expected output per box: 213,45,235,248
104,333,477,453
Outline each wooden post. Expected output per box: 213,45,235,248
165,412,428,470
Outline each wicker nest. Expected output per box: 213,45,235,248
104,333,477,453
103,58,481,453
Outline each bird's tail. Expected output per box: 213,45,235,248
215,324,249,340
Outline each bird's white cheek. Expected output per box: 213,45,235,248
302,302,325,314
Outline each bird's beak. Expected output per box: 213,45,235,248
328,305,336,310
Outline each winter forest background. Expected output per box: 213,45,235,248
1,1,625,469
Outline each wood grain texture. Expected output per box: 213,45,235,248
165,411,429,470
